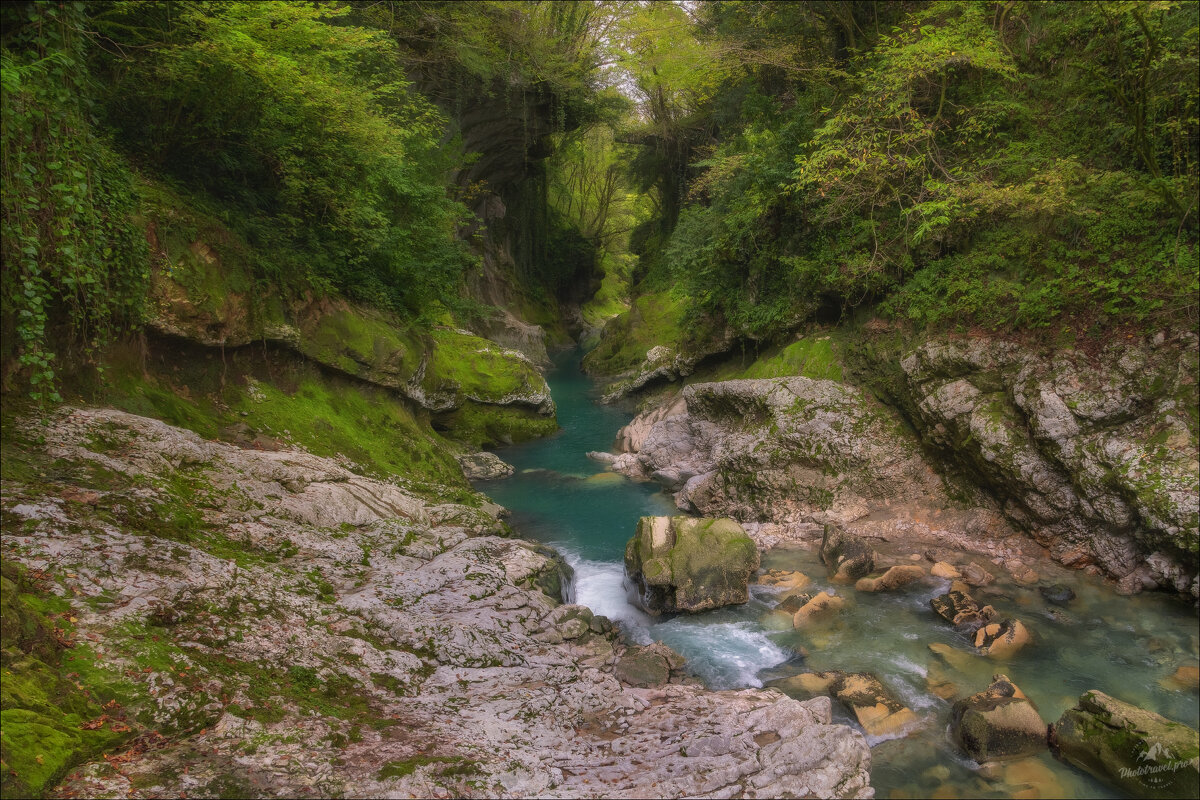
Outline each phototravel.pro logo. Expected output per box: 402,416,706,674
1118,738,1199,790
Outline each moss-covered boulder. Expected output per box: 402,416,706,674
951,674,1047,762
624,516,759,615
1051,690,1200,799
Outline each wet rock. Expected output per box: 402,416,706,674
623,516,759,615
1038,584,1076,606
585,450,617,464
931,588,997,633
855,564,925,593
775,592,814,616
821,526,877,580
456,451,515,480
975,619,1031,659
1050,690,1200,799
961,562,995,587
951,675,1047,762
834,673,920,739
756,569,811,592
770,672,918,739
931,561,962,579
613,642,685,688
792,591,846,627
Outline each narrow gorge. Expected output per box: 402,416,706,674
2,2,1197,799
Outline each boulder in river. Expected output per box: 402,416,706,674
820,526,876,580
1050,689,1200,799
974,618,1031,659
931,561,962,579
769,671,919,740
792,591,846,627
855,564,925,593
951,674,1047,762
624,516,759,614
930,587,997,633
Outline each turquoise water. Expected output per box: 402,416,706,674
480,348,1200,799
479,349,792,687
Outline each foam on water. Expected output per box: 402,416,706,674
652,618,791,689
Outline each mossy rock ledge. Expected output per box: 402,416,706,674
624,516,759,615
1050,690,1200,799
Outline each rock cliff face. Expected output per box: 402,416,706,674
612,376,948,529
896,335,1198,596
0,407,872,798
146,239,557,449
609,333,1199,597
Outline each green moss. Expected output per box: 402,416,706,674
136,178,286,329
84,338,469,496
298,307,421,383
377,755,469,781
738,336,843,381
582,289,689,375
425,329,547,404
0,564,135,798
436,401,558,448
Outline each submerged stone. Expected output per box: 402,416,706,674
623,516,759,615
1038,584,1076,607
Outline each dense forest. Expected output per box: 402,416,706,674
2,0,1196,398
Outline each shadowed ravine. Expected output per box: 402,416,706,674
482,349,1200,799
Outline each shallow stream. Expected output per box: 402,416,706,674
480,349,1199,799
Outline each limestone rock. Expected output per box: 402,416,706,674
951,674,1047,762
623,516,760,615
975,619,1031,659
4,406,875,800
855,564,925,593
756,569,812,592
770,671,919,740
821,526,877,580
456,451,515,480
792,591,846,627
961,561,995,587
897,335,1199,597
931,587,997,633
931,561,962,579
614,642,686,688
612,376,950,531
1051,690,1200,799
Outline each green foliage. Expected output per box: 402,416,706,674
1,2,149,399
93,1,471,317
628,0,1199,342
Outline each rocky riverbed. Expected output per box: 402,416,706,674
0,407,871,799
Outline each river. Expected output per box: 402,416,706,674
479,348,1199,799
